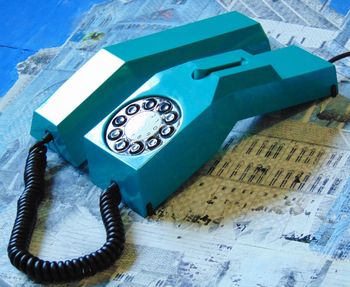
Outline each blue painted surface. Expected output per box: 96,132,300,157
0,0,104,97
329,0,350,15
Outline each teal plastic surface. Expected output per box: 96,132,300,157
30,11,270,167
84,46,337,217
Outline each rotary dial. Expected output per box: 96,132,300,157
105,97,182,156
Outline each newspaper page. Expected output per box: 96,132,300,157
0,0,350,286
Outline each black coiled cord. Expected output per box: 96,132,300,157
7,134,125,283
328,51,350,64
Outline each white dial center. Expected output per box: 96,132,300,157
124,111,161,140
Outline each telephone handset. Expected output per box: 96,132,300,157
30,11,270,167
84,46,338,216
8,14,340,283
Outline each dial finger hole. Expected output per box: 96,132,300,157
163,111,179,124
143,98,157,110
158,101,172,113
129,141,145,155
159,125,175,138
126,104,140,115
114,139,129,152
108,128,123,140
113,115,127,127
146,137,161,150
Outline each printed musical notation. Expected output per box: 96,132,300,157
203,132,349,197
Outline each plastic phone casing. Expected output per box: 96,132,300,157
85,46,337,216
30,11,270,166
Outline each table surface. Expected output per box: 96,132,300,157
1,0,350,286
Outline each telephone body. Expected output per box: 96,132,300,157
84,46,337,216
30,11,270,167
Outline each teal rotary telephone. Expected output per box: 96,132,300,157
84,46,337,216
30,11,270,167
8,11,339,283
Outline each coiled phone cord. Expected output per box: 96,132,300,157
7,134,125,283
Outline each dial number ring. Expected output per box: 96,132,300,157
105,97,181,156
